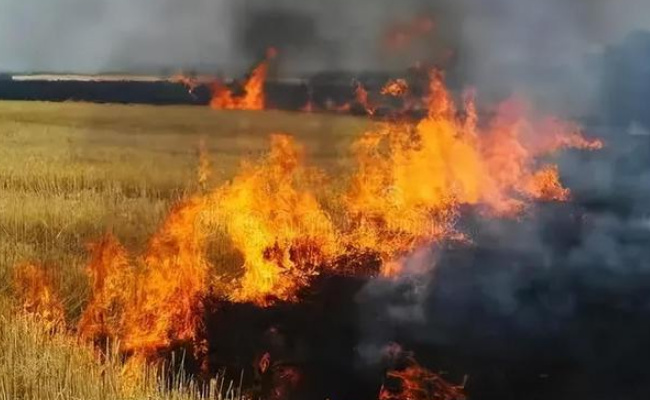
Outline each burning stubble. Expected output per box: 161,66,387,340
11,67,602,399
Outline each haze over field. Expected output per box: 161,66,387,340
1,0,650,75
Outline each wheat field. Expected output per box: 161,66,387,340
0,100,369,399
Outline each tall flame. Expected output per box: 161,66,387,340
78,234,132,342
210,50,276,111
123,197,210,354
213,134,340,306
78,197,210,358
355,82,376,116
344,70,602,273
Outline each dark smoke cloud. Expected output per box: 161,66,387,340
347,6,650,394
2,0,650,79
354,120,650,398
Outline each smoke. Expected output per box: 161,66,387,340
3,0,649,80
353,104,650,398
0,0,236,74
341,5,650,397
4,0,650,127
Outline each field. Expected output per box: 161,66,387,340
0,101,370,399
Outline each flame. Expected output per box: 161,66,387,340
12,263,66,332
213,134,340,306
197,138,211,190
75,68,600,356
355,82,376,116
381,79,409,97
380,360,466,400
14,65,602,374
210,57,270,111
344,70,601,271
78,234,132,342
123,197,210,355
78,197,210,358
526,165,570,201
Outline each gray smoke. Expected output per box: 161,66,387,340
2,0,650,80
353,127,650,396
0,0,236,74
352,58,650,400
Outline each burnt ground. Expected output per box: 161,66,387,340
186,194,650,400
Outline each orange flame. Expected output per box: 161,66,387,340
78,197,210,358
197,138,211,190
381,79,409,97
78,234,132,342
210,55,271,111
213,134,340,306
344,70,602,271
355,82,376,116
13,263,66,331
75,68,600,357
124,197,210,355
380,360,466,400
18,66,602,369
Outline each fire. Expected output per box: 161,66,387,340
122,197,210,355
11,65,603,387
380,360,466,400
210,51,275,111
344,70,601,270
355,81,376,116
526,165,570,201
12,263,66,332
382,79,409,97
78,234,132,342
78,197,211,358
197,138,211,190
212,134,340,306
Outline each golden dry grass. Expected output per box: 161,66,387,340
0,100,369,399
